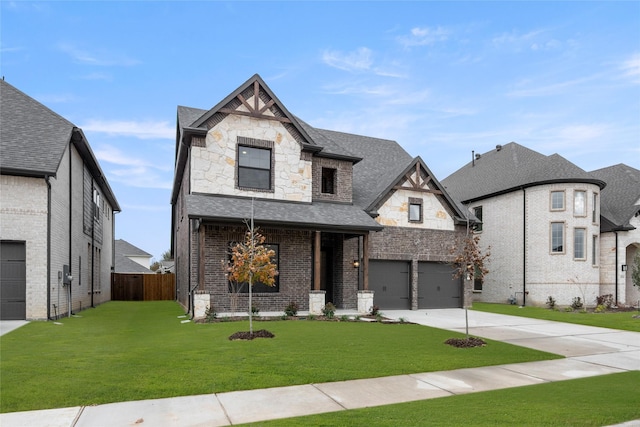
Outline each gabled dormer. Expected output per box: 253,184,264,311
369,157,466,230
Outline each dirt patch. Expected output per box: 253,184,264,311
445,337,487,348
228,329,275,340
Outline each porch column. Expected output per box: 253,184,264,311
314,231,321,290
362,232,369,291
198,222,205,291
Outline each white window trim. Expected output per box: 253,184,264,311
550,222,565,254
573,227,586,261
573,190,587,217
550,190,565,211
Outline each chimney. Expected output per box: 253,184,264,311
496,144,502,151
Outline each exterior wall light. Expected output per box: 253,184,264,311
621,265,627,271
353,260,360,268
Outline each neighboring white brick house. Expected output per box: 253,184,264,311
443,143,640,308
0,80,120,320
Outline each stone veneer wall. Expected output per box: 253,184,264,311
375,189,455,230
190,115,313,203
196,225,312,312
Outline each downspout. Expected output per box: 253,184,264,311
46,176,52,320
91,181,95,308
68,144,73,314
614,231,619,306
522,187,527,307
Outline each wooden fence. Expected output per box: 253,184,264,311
111,273,176,301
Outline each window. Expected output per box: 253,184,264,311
551,191,564,211
321,168,336,194
238,145,272,190
551,222,564,253
93,189,101,219
408,197,422,223
592,193,598,223
473,206,483,232
574,228,586,260
473,266,483,291
592,235,598,266
574,190,586,216
227,243,279,293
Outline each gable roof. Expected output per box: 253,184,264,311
114,239,153,274
0,79,120,211
442,142,605,204
1,79,74,177
590,164,640,230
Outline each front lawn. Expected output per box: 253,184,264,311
0,301,560,413
246,371,640,426
473,302,640,332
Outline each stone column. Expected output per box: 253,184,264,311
357,290,374,314
194,292,210,319
309,290,325,315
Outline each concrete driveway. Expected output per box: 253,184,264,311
0,320,28,336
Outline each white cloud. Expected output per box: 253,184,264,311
397,26,450,47
506,74,597,97
491,29,560,52
80,119,174,140
322,47,373,72
57,43,140,67
95,144,173,190
619,52,640,84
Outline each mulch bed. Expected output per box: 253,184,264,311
445,337,487,348
228,329,275,340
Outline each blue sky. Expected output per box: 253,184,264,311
2,1,639,261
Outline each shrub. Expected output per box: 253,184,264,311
250,305,260,316
306,314,317,321
571,297,583,310
370,305,380,316
595,304,607,313
340,315,350,322
564,306,574,312
546,296,556,310
596,294,614,309
205,305,217,321
284,301,298,317
398,317,407,323
322,302,336,319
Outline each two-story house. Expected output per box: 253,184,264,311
171,74,471,316
0,79,120,320
442,142,640,307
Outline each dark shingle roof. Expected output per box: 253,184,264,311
313,128,413,210
115,239,152,257
186,194,383,232
590,164,640,229
442,142,605,203
0,79,73,176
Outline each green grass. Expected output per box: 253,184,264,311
0,301,560,413
245,371,640,426
472,302,640,332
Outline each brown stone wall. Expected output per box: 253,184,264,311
312,157,353,203
196,225,312,313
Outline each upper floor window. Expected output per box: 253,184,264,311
592,193,598,223
238,145,272,190
473,206,483,232
93,189,101,219
574,228,586,260
550,191,564,211
321,168,336,194
574,190,586,217
551,222,564,253
408,197,423,223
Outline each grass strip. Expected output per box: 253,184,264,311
245,371,640,426
0,301,560,413
472,302,640,332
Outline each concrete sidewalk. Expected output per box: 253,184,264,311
1,309,638,426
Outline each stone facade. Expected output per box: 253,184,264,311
376,189,455,230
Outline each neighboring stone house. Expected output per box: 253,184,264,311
0,80,120,320
442,142,640,307
171,74,471,316
114,239,153,273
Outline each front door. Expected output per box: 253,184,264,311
320,249,334,304
1,241,27,320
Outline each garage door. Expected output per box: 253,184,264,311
418,262,461,309
1,241,26,320
369,260,410,309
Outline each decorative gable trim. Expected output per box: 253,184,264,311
191,74,321,153
367,157,467,223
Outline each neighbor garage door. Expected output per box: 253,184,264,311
417,262,461,309
368,260,410,309
1,241,26,320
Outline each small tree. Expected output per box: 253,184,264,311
225,227,278,335
449,234,491,282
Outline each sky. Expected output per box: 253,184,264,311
2,1,639,261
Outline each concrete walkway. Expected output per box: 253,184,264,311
1,309,639,426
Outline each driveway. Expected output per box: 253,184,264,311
0,320,29,336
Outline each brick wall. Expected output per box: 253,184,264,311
312,157,353,203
